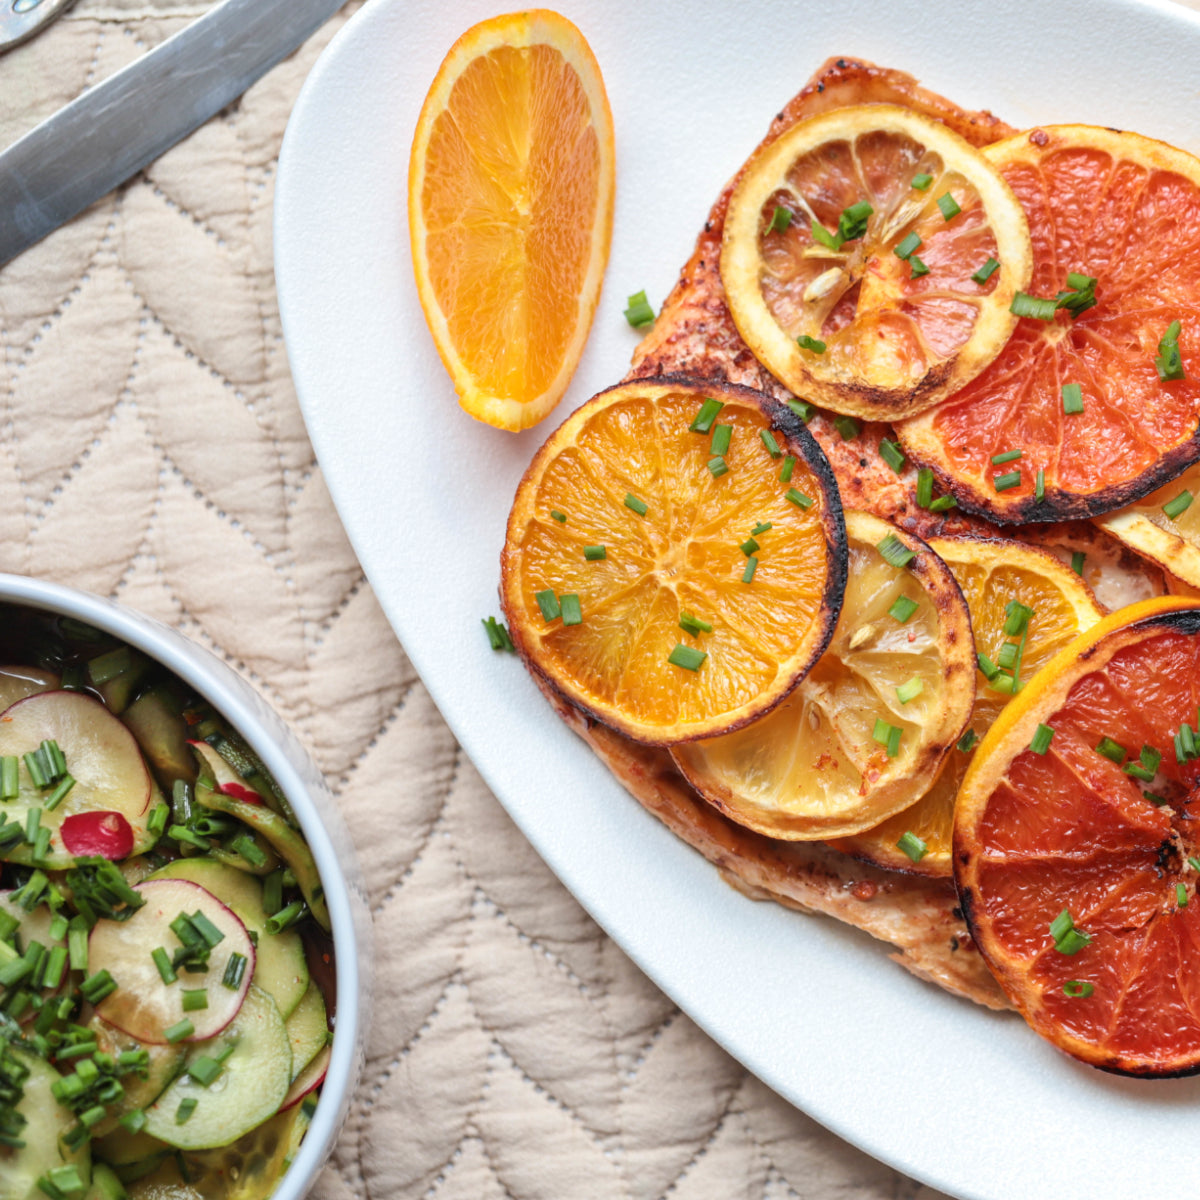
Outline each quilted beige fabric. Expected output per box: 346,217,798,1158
11,4,1189,1198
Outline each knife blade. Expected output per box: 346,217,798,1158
1,0,81,55
0,0,349,264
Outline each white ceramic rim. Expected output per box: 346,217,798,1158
0,573,366,1200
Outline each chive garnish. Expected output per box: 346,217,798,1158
936,192,961,221
689,399,723,433
996,642,1019,671
977,653,1000,681
583,545,607,561
624,290,655,329
482,616,515,653
928,495,957,513
894,232,921,260
879,438,906,474
1163,491,1193,520
1155,319,1186,381
1124,745,1162,782
911,173,933,190
624,493,648,516
1010,292,1057,320
1145,790,1170,806
872,719,903,758
837,201,873,242
222,952,248,990
1030,724,1055,755
707,456,729,478
796,334,827,354
909,256,930,278
834,415,860,441
811,219,841,251
1063,980,1094,998
972,257,999,285
1070,551,1085,576
176,1097,198,1125
877,534,915,569
896,678,924,705
787,398,816,422
896,831,928,863
1190,857,1200,873
1095,736,1127,764
152,947,177,985
742,557,758,583
916,467,933,509
550,510,567,523
786,488,814,510
0,757,16,801
751,521,772,536
147,801,170,836
889,595,919,624
44,775,74,812
711,424,732,456
535,590,561,623
188,1056,224,1088
182,989,208,1012
165,1019,195,1044
760,429,782,458
957,729,978,753
1055,271,1097,317
993,470,1021,491
559,594,582,626
1035,468,1045,502
80,969,116,1004
1061,382,1084,414
779,456,795,483
1178,883,1190,908
740,537,760,557
1050,909,1091,955
1004,601,1034,637
769,205,792,233
991,449,1023,465
667,644,707,671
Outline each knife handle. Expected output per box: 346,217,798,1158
1,0,79,54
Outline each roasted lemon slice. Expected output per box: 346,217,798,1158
720,103,1031,421
501,378,846,744
834,534,1104,874
671,511,974,839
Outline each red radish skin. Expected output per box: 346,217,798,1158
60,811,134,860
220,782,263,805
281,1044,330,1110
187,739,265,804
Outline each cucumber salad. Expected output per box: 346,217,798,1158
0,607,335,1200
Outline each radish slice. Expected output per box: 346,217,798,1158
280,1043,329,1111
60,811,134,860
189,740,265,804
89,878,254,1044
0,666,58,712
0,690,161,868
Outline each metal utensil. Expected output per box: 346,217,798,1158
0,0,349,264
0,0,79,55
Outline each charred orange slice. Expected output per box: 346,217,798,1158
409,10,615,431
1096,463,1200,590
501,378,845,744
671,512,974,839
899,126,1200,523
834,534,1103,874
956,597,1200,1075
720,104,1031,421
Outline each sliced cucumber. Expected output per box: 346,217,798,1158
0,1049,92,1200
90,1126,167,1169
146,859,308,1019
0,691,162,868
283,984,327,1081
121,683,196,793
89,879,254,1045
86,1016,186,1137
83,1162,127,1200
144,986,292,1152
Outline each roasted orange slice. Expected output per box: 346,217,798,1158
720,104,1031,421
500,378,845,745
408,10,615,431
899,126,1200,523
671,512,974,839
834,534,1103,874
955,597,1200,1075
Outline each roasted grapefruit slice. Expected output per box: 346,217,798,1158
899,126,1200,523
501,378,845,744
671,511,974,839
955,597,1200,1074
1096,463,1200,590
720,103,1031,421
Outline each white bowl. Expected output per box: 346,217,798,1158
0,572,371,1200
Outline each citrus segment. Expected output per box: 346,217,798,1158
720,104,1031,420
834,535,1103,874
501,378,846,744
409,10,615,430
955,598,1200,1074
671,512,974,839
899,126,1200,523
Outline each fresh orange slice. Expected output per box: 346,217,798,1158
408,10,615,431
671,511,974,840
834,534,1103,874
720,104,1032,421
899,126,1200,523
955,597,1200,1075
500,378,846,744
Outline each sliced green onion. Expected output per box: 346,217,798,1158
147,801,170,836
833,415,860,441
1155,319,1186,381
936,192,961,221
991,449,1023,465
909,255,930,278
786,488,814,510
1145,790,1170,806
1178,883,1190,908
1124,745,1162,782
1061,382,1084,414
1063,980,1094,998
911,173,933,190
740,537,760,557
876,534,915,569
482,614,515,652
742,557,758,584
550,510,567,523
1011,292,1057,320
896,831,928,863
165,1019,195,1044
977,653,1000,681
1190,857,1200,872
1055,272,1097,317
759,429,782,458
1070,551,1085,576
1050,909,1091,955
894,232,921,260
889,595,919,624
560,594,582,626
187,1056,224,1088
996,642,1019,671
750,521,772,536
176,1097,198,1125
916,467,933,509
43,775,74,812
1095,736,1127,764
993,470,1021,491
689,398,724,433
152,947,177,985
957,729,978,753
769,205,792,233
535,590,560,623
837,201,873,243
928,494,957,513
879,438,906,474
707,456,729,478
182,989,208,1012
80,969,116,1005
796,334,826,354
810,219,841,251
222,952,248,991
667,644,707,671
583,545,607,561
119,1109,147,1135
778,455,795,483
67,917,88,972
0,756,17,801
623,290,655,329
1030,724,1055,755
872,719,903,758
711,424,732,456
624,493,648,516
1004,600,1034,637
1163,490,1193,520
972,257,1000,285
1035,468,1045,502
787,398,816,422
678,611,713,636
896,678,924,705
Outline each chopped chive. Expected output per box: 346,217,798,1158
1070,551,1085,576
872,719,903,758
889,595,919,624
896,678,924,705
482,616,514,652
623,290,655,329
1095,736,1127,764
711,424,732,456
879,438,906,474
1030,724,1055,755
583,545,607,561
785,488,814,510
796,334,827,354
936,192,961,221
742,557,758,584
624,493,648,516
535,590,561,622
810,219,841,251
42,946,67,991
751,521,773,536
560,594,582,626
957,729,978,753
1124,745,1162,782
164,1019,194,1044
147,801,170,837
740,537,760,557
1145,790,1170,806
707,456,729,478
1063,980,1094,998
119,1109,147,1135
977,653,1000,681
1190,857,1200,872
1155,319,1186,381
996,642,1019,671
759,429,782,458
0,756,16,801
182,988,208,1012
43,775,74,812
24,752,46,790
778,456,795,483
176,1097,198,1125
1061,382,1084,414
222,952,248,991
896,831,928,863
916,467,933,508
1179,883,1190,908
1050,909,1091,955
550,510,567,523
67,916,88,972
152,947,177,984
991,449,1023,465
769,205,792,233
1011,292,1057,320
80,969,116,1004
836,201,873,243
1004,601,1034,637
909,255,930,278
787,398,816,422
1035,468,1045,502
972,257,1000,285
928,495,957,513
667,644,707,672
993,470,1022,491
911,173,933,190
877,534,915,569
1056,272,1097,317
1163,491,1193,520
187,1056,224,1088
679,611,714,636
894,231,922,260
